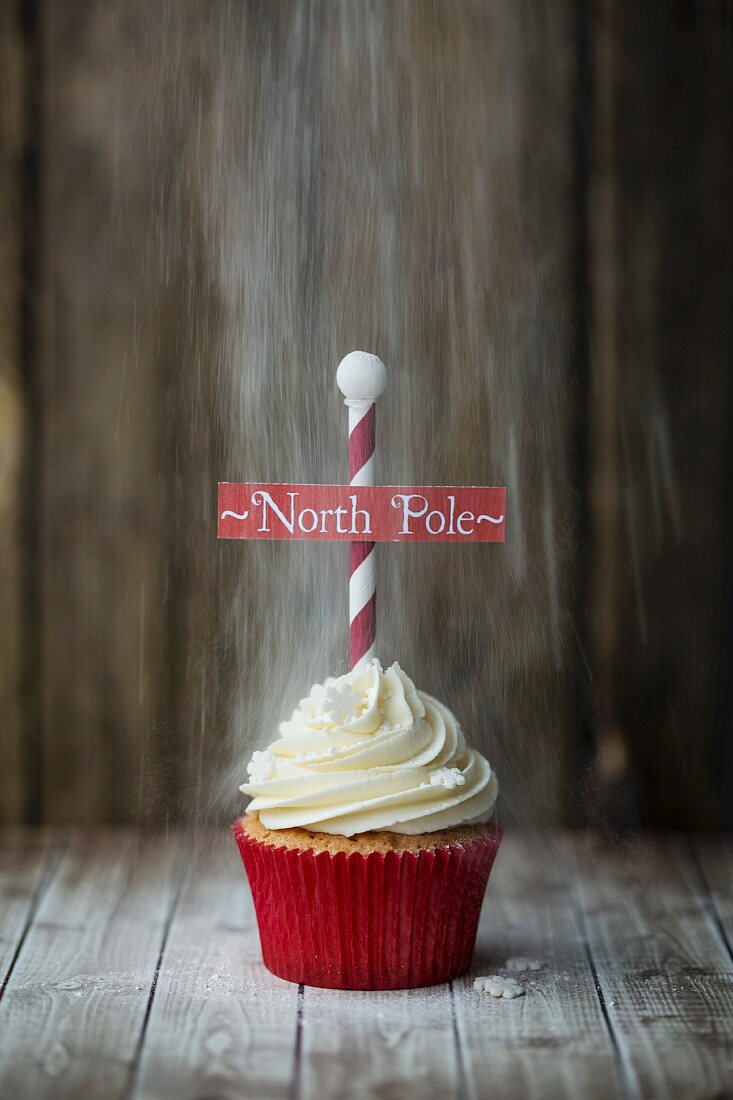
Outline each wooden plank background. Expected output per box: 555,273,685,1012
0,0,25,825
0,0,730,827
589,0,733,830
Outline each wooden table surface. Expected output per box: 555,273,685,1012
0,829,731,1100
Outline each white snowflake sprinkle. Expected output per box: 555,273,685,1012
505,956,542,972
429,767,466,789
246,749,275,784
474,975,524,1000
323,682,361,723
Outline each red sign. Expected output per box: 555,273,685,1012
218,483,505,543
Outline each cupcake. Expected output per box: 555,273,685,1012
233,659,501,989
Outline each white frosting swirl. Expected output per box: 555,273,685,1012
240,659,498,836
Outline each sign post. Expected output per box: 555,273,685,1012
218,351,506,668
337,352,386,670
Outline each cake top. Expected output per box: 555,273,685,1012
238,812,496,854
240,659,498,837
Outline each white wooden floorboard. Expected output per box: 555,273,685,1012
0,829,180,1100
0,829,61,989
1,829,731,1100
300,980,458,1100
693,836,733,955
570,834,733,1100
453,832,622,1100
132,828,299,1100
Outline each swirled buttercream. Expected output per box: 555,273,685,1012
240,659,498,836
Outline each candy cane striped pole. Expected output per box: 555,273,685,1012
336,352,387,671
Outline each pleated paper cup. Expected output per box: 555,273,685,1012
233,817,502,990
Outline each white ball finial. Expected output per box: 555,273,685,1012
337,351,387,406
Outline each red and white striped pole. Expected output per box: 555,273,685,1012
337,351,387,671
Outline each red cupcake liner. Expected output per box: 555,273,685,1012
232,819,502,990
